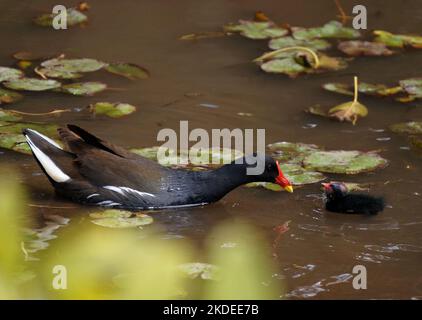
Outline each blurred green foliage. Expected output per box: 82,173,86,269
0,166,283,300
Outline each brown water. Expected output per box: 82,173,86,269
1,0,422,299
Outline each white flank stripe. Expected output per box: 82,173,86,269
103,186,156,198
25,129,62,149
26,136,70,183
97,200,121,207
87,193,100,199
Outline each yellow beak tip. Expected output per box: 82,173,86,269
284,185,294,193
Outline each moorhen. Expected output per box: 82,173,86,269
323,182,385,215
23,125,294,210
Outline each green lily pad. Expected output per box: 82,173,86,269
269,37,331,51
399,78,422,98
224,20,288,40
268,141,320,163
90,102,136,118
35,67,82,79
325,182,371,192
91,214,153,228
409,136,422,150
323,82,403,97
105,63,149,80
0,89,23,104
303,150,388,174
285,167,326,185
292,21,360,40
338,41,394,56
390,121,422,135
41,58,107,73
58,82,107,96
0,109,22,121
374,30,422,48
328,100,368,125
34,7,87,27
3,78,61,91
179,263,219,280
12,51,44,61
260,56,307,77
89,209,133,219
323,83,354,96
0,121,58,137
0,67,23,82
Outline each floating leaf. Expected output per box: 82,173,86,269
3,78,61,91
35,67,82,79
34,8,87,27
0,88,23,104
390,121,422,135
0,67,23,82
12,51,43,61
260,56,307,77
304,105,329,117
0,133,30,154
58,82,107,96
0,109,22,122
269,37,331,51
0,121,58,137
91,214,153,228
322,83,353,96
338,41,394,56
245,182,283,191
323,82,403,97
304,150,388,174
105,63,149,80
89,209,133,219
130,146,160,160
179,31,227,41
89,102,136,118
374,30,422,48
399,78,422,98
179,263,219,280
267,141,320,163
328,100,368,125
292,21,360,40
224,20,288,40
285,167,326,185
41,58,107,73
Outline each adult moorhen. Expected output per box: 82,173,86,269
323,182,385,215
23,125,293,210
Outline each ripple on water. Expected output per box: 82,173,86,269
365,243,422,253
356,252,400,264
341,220,400,231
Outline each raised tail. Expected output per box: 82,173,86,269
23,129,75,184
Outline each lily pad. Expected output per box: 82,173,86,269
303,150,388,174
91,214,153,229
268,141,320,163
12,51,44,61
105,63,149,80
323,82,403,97
0,133,30,154
292,21,360,40
34,7,87,27
89,209,133,219
179,263,218,280
41,58,107,73
323,83,354,96
328,100,368,125
3,78,61,91
58,82,107,96
260,56,307,77
390,121,422,135
224,20,288,40
0,121,58,137
0,89,23,104
0,67,24,82
89,102,136,118
374,30,422,48
269,37,331,51
399,78,422,98
338,41,394,56
0,109,22,121
35,67,82,80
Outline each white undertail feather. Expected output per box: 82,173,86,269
25,130,70,183
103,186,156,198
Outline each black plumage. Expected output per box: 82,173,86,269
323,182,385,215
23,125,293,210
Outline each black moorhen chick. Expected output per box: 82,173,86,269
23,125,293,210
323,182,385,215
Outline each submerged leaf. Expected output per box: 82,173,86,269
179,263,219,280
292,21,360,40
0,67,23,82
89,209,133,219
338,41,394,56
58,82,107,96
374,30,422,48
90,102,136,118
3,78,61,91
91,214,153,228
304,150,388,174
269,37,331,51
0,88,23,104
34,8,87,27
224,20,288,40
390,121,422,135
105,63,149,80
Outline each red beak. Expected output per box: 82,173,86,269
322,183,332,191
275,161,293,193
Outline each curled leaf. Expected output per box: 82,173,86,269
89,102,136,118
328,100,368,125
105,63,149,80
374,30,422,48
